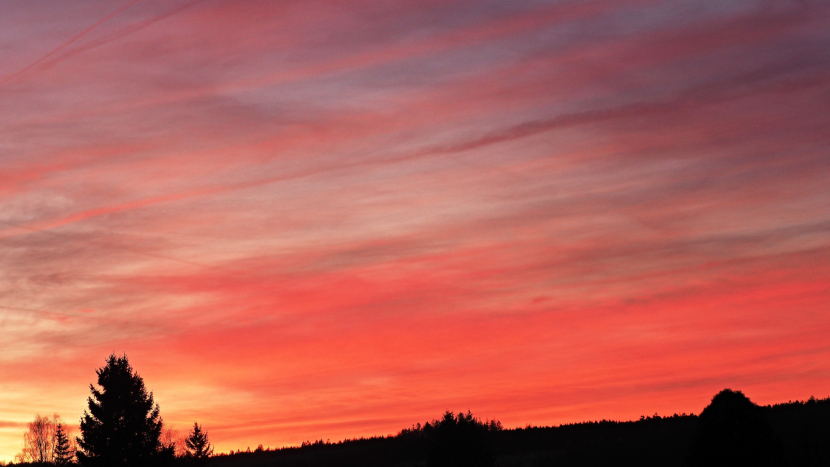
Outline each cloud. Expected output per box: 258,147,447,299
1,0,830,461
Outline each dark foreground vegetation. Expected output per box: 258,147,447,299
7,354,830,467
206,392,830,467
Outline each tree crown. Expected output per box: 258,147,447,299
77,354,167,467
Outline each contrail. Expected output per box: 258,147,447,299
0,0,142,87
21,0,207,77
0,304,80,321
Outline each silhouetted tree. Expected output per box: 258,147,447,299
76,354,172,467
185,422,214,461
54,423,75,465
687,389,785,467
425,411,498,467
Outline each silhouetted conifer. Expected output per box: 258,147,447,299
53,423,74,465
185,422,214,462
76,354,171,467
687,389,785,467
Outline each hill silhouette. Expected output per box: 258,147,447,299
687,389,785,466
198,390,830,467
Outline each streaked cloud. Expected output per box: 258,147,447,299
1,0,829,460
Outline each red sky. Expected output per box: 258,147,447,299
1,0,829,460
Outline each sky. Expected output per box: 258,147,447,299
1,0,829,460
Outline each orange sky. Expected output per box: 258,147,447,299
1,0,829,461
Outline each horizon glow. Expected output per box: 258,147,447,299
1,0,829,461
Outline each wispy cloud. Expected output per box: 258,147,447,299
1,0,829,460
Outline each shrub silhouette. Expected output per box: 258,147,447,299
687,389,785,467
76,354,173,466
425,411,497,467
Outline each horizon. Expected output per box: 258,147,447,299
11,379,829,459
167,390,830,455
1,0,829,463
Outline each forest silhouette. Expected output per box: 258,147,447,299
5,354,830,467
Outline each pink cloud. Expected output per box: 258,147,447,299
1,0,829,461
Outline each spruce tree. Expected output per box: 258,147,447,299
76,354,168,466
185,422,214,460
53,423,74,465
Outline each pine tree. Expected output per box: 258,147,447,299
76,354,169,466
54,423,74,465
185,422,214,460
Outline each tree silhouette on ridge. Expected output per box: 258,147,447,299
687,388,785,467
425,411,497,467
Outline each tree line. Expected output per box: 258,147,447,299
205,391,830,467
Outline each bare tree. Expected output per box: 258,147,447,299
15,414,63,463
161,424,186,457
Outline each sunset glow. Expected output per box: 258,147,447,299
1,0,829,461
